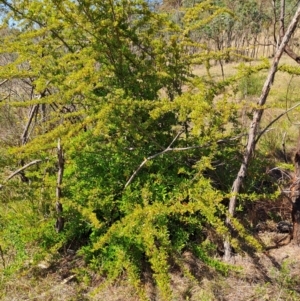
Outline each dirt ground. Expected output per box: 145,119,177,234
2,236,300,301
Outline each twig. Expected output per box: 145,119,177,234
255,102,300,143
0,79,8,87
282,132,288,163
285,76,300,126
276,181,294,205
124,130,184,188
60,274,76,284
268,167,293,180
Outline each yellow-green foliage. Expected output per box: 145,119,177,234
0,0,279,299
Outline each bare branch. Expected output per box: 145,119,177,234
0,94,10,102
168,130,184,148
124,159,148,189
124,131,249,189
255,102,300,143
1,159,43,185
0,79,8,87
171,134,250,151
125,131,184,188
280,0,300,63
56,138,64,200
21,104,39,145
55,139,65,233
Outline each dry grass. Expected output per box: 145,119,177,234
193,52,300,159
2,238,300,301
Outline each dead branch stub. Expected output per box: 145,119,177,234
55,139,65,233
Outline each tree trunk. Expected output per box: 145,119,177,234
291,135,300,245
224,4,300,261
55,139,65,233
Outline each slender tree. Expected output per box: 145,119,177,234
224,3,300,261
